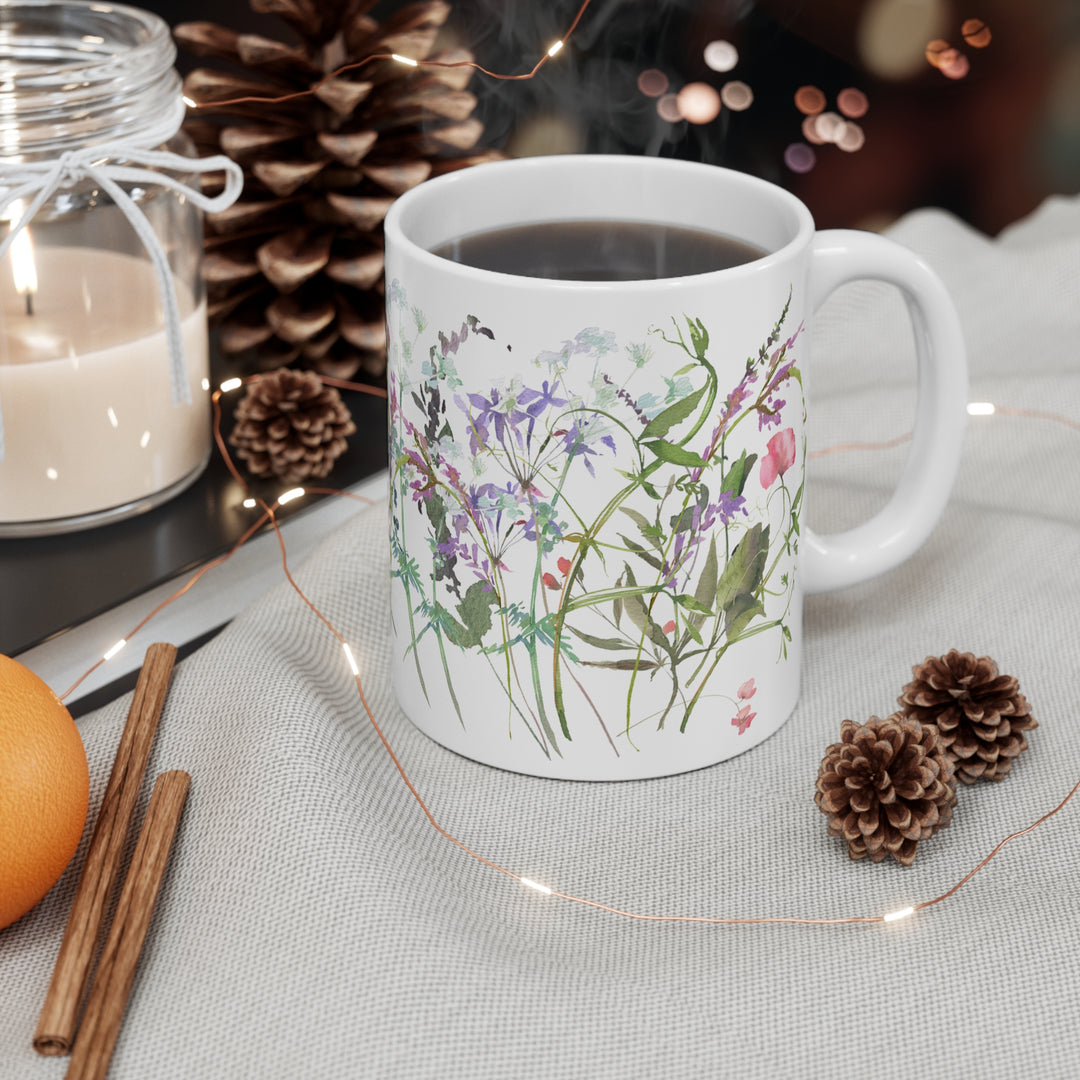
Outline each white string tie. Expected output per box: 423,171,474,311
0,143,243,461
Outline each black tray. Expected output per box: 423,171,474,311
0,389,387,658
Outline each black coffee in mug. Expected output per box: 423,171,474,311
430,220,766,281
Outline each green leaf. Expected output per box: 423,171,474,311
721,450,758,498
443,581,497,648
640,384,706,440
567,626,634,652
682,619,703,646
673,593,713,616
621,563,671,649
673,362,697,377
619,507,663,548
619,535,664,572
687,316,710,357
613,595,623,630
669,506,695,534
790,480,804,517
715,523,769,613
643,440,706,468
580,658,660,671
724,594,765,640
689,536,719,632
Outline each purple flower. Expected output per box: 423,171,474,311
517,379,567,418
559,416,616,477
758,398,786,430
457,389,529,454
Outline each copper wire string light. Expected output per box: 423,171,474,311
184,0,595,113
53,368,1080,930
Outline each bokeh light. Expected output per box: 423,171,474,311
962,18,992,48
925,39,951,68
704,40,739,73
637,68,669,98
784,143,817,174
656,93,682,122
858,0,948,80
836,88,869,119
813,111,845,143
676,82,721,124
836,122,866,152
939,48,970,80
794,85,826,116
720,80,754,111
801,114,826,145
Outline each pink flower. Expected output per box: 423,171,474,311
737,678,756,701
662,620,676,635
732,705,756,735
542,572,560,590
759,427,796,488
557,556,572,577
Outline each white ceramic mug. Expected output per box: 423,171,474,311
384,155,967,780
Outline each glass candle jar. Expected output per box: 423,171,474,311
0,1,229,536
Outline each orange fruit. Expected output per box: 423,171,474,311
0,655,89,931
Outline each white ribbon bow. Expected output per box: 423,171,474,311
0,146,244,461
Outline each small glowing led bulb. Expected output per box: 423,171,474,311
882,906,915,923
103,639,127,661
343,643,360,676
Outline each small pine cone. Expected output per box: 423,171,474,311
228,369,356,484
898,650,1037,784
815,715,957,866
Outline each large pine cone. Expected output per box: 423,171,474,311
228,369,356,483
815,715,957,866
898,650,1037,784
176,0,500,382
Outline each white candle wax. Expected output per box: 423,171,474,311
0,246,210,525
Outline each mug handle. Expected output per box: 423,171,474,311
801,229,968,594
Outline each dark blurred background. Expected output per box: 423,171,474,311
152,0,1078,235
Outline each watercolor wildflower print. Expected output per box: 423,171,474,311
389,283,804,760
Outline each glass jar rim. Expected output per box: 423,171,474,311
0,1,181,157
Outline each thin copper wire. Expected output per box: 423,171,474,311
809,432,912,460
915,773,1080,912
61,381,1080,927
996,405,1080,434
58,509,271,700
189,0,593,110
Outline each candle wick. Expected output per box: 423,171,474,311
25,291,33,317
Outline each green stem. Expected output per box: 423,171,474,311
433,626,462,726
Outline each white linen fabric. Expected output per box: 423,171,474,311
3,197,1079,1080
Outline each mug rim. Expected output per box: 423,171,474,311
384,154,816,291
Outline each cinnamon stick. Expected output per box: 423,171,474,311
34,643,178,1056
65,771,191,1080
